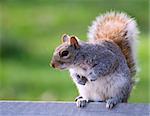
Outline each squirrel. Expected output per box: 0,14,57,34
51,12,139,109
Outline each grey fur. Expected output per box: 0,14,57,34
73,41,131,79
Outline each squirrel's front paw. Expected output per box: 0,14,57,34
106,99,117,109
88,71,97,81
76,98,87,108
76,74,87,85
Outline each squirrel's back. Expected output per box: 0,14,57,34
88,12,139,77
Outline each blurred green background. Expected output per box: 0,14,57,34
0,0,149,103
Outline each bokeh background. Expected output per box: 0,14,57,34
0,0,149,103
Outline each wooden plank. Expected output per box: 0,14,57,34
0,101,149,116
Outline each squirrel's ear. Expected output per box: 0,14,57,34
70,36,80,49
61,34,70,43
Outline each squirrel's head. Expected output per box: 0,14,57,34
51,34,80,70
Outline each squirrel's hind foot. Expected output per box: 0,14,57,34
76,97,88,108
106,97,122,109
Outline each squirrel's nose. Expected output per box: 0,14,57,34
51,63,55,68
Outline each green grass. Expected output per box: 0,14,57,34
0,0,149,103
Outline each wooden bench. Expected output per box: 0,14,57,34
0,101,149,116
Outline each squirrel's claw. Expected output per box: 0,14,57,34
75,96,83,101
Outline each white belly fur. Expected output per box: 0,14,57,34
69,68,128,101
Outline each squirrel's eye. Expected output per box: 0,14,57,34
61,51,69,57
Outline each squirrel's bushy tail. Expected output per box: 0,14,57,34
88,12,139,77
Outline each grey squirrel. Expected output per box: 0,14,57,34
51,12,139,109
